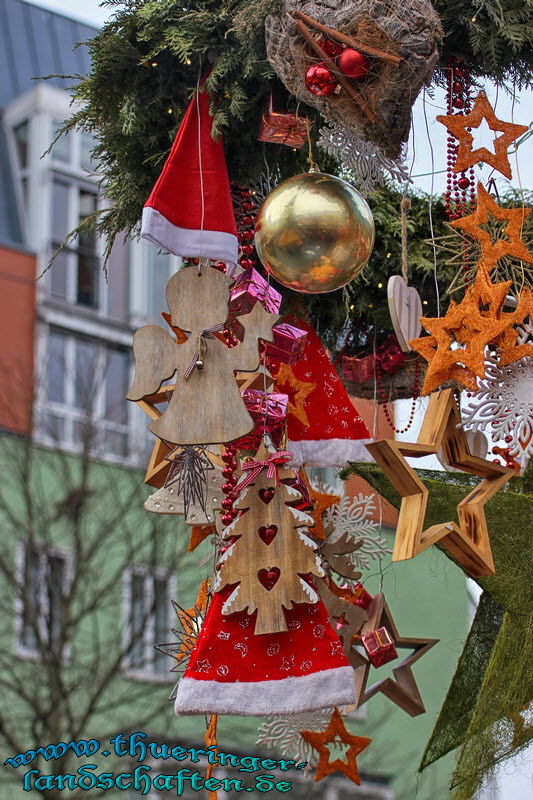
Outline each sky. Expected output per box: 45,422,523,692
25,0,533,196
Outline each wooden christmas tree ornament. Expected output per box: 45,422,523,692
214,448,324,634
366,389,513,577
127,267,279,445
387,276,423,352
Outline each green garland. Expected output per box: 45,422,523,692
345,463,533,799
55,0,533,339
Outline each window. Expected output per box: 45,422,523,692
16,542,70,656
13,120,29,169
40,328,130,457
50,178,100,309
123,568,174,679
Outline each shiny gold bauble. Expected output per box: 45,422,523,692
254,172,375,294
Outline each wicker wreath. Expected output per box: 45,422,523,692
265,0,442,159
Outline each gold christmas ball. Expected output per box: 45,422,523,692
254,172,375,294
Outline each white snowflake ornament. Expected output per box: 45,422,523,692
322,492,391,572
461,354,533,471
256,708,333,771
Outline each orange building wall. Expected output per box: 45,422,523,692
0,245,36,434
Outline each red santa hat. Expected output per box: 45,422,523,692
174,585,356,716
141,82,238,265
274,319,372,467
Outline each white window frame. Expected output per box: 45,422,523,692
34,323,133,462
122,565,176,683
14,540,72,660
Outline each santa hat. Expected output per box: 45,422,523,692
141,82,238,265
275,319,372,467
174,585,356,716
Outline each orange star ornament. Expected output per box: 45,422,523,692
301,470,340,540
452,183,533,269
300,707,371,784
273,362,316,427
437,90,527,180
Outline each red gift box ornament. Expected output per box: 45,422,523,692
257,93,308,149
233,389,289,451
352,582,373,610
377,334,407,376
342,353,375,383
230,268,282,317
361,627,398,667
262,322,308,366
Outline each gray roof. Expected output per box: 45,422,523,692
0,0,97,245
0,0,97,107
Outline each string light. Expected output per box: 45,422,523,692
377,282,383,288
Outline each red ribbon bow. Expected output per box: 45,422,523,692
235,450,294,493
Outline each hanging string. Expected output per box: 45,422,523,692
196,62,206,275
400,196,411,282
423,89,440,316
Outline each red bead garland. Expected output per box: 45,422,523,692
220,443,239,526
376,356,421,434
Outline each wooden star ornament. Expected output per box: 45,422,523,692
366,389,513,577
300,707,371,784
350,593,438,716
452,183,533,269
437,90,527,180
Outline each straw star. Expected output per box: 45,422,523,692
437,91,527,180
300,707,371,784
452,184,533,270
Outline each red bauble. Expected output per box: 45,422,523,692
319,36,343,58
338,48,370,80
305,64,338,96
452,96,465,109
457,176,471,189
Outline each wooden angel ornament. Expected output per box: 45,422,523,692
213,447,325,634
127,267,279,445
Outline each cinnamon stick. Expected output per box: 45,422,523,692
293,9,401,67
291,16,378,123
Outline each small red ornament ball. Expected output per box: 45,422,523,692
305,64,338,96
319,36,343,58
457,176,471,189
338,48,370,80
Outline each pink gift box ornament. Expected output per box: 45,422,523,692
361,627,398,668
233,390,288,451
230,268,282,317
262,323,308,366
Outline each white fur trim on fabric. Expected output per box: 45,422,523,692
288,438,374,467
142,207,238,265
174,666,356,716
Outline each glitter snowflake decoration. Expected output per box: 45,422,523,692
256,708,333,771
317,123,410,196
322,492,391,573
461,353,533,470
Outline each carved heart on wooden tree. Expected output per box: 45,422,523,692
259,487,276,504
259,525,278,544
258,568,281,590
